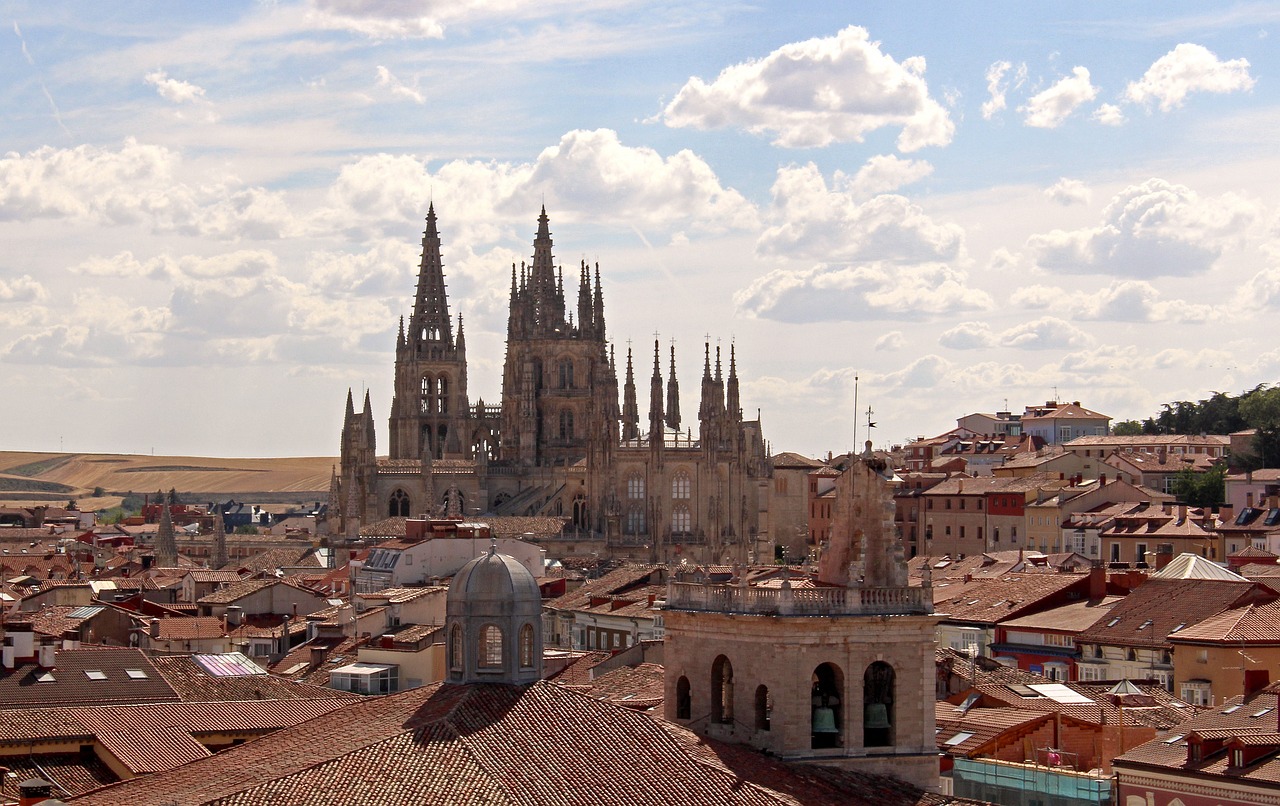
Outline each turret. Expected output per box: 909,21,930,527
666,343,681,432
622,346,639,441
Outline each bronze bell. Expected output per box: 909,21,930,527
812,706,840,734
864,702,890,729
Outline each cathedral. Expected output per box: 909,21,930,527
334,205,771,564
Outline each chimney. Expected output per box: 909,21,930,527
1155,545,1175,571
36,637,56,669
1099,473,1107,485
1088,564,1106,600
1,642,13,670
1177,505,1187,524
18,778,54,806
226,605,243,627
149,618,161,639
309,645,327,671
1220,504,1235,524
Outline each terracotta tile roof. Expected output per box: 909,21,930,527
73,681,959,806
149,654,362,702
484,515,571,539
267,633,369,685
25,604,124,638
0,698,354,776
1077,578,1271,648
545,564,664,611
771,452,826,468
933,573,1089,625
545,651,612,686
999,596,1124,633
357,585,447,604
572,661,666,709
221,545,322,575
0,647,179,709
934,702,1052,756
153,616,229,640
1116,690,1280,780
1168,600,1280,644
185,570,243,583
1,753,118,798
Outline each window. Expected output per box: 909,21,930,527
676,676,691,719
672,504,691,535
672,472,691,499
627,475,645,499
558,359,574,389
755,684,772,731
812,663,844,749
519,624,535,668
450,624,463,671
389,489,410,518
479,625,503,668
625,505,646,534
558,409,574,440
711,655,734,724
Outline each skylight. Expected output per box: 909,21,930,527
1137,620,1152,631
1106,618,1120,627
84,670,107,681
945,731,975,746
1223,705,1242,714
1251,708,1273,718
36,672,55,683
1163,735,1184,744
125,669,148,680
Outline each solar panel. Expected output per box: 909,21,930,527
193,652,267,677
1027,683,1093,704
67,605,105,619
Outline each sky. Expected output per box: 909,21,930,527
2,2,1279,460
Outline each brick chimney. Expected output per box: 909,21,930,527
18,777,54,806
1088,564,1106,600
1155,545,1175,572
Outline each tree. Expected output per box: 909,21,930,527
235,525,259,535
1171,465,1226,508
1241,387,1280,468
1112,420,1143,436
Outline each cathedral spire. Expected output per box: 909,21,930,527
577,261,592,334
211,505,228,570
410,202,453,347
363,389,376,451
698,342,714,423
528,207,564,332
727,342,741,422
622,346,639,441
649,339,664,448
665,342,681,432
155,489,178,568
345,388,355,422
592,263,605,339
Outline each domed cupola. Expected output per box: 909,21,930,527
445,540,543,684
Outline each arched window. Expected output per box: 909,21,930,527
479,624,503,668
676,675,691,719
672,472,691,499
711,655,733,724
863,661,895,748
559,409,574,440
627,475,645,499
625,506,646,535
812,662,844,749
449,624,463,671
672,504,691,535
519,624,535,668
389,489,410,517
755,684,771,731
572,495,588,529
420,375,435,413
558,359,574,389
438,375,449,413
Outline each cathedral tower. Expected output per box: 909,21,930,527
389,203,471,462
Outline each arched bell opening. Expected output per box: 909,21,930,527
711,655,734,724
811,662,844,749
676,675,691,720
754,684,771,732
863,661,895,748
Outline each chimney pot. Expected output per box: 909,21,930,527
149,618,161,639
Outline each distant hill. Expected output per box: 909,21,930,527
0,451,337,510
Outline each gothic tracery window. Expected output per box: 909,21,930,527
558,359,574,389
672,472,691,499
672,504,691,535
389,489,410,517
627,475,645,499
559,409,574,440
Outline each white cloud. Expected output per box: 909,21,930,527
998,316,1093,350
144,70,207,104
734,261,992,323
981,60,1026,120
1044,177,1091,206
1013,281,1217,324
939,321,994,349
757,163,961,264
1126,43,1255,111
874,331,904,351
661,26,954,151
375,65,424,104
0,275,46,303
1025,178,1258,277
1020,66,1098,128
1092,103,1125,126
940,317,1092,351
0,140,297,239
847,154,933,198
1236,265,1280,310
319,128,757,240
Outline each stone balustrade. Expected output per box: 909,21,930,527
664,580,932,616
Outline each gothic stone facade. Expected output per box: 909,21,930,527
335,206,770,564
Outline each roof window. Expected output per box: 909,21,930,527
84,670,107,681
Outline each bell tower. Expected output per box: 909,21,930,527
661,450,940,791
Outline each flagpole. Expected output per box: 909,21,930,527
852,372,859,456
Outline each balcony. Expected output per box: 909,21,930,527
664,581,933,616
